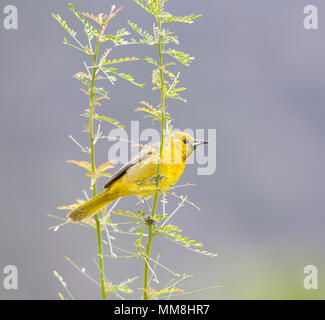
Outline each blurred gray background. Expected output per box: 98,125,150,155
1,0,325,299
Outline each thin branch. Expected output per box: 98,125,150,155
160,195,187,228
64,256,100,287
53,270,74,300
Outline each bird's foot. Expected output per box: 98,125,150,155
137,174,167,185
137,177,151,185
153,174,168,185
144,215,156,225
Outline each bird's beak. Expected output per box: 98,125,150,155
192,139,208,149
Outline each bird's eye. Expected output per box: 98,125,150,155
182,138,188,144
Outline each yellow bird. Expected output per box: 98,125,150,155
68,131,207,222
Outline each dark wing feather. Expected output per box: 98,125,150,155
104,148,155,189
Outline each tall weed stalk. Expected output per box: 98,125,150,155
50,1,218,300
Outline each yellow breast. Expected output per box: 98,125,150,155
109,142,187,199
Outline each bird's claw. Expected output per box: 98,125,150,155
153,174,168,185
137,174,168,185
144,215,155,225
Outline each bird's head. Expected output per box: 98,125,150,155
171,131,208,162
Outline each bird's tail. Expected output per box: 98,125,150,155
68,190,117,222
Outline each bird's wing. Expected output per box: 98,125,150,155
104,145,158,189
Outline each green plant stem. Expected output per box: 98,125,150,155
143,9,166,300
89,35,107,301
143,223,153,300
150,16,166,220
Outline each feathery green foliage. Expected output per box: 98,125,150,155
50,0,218,301
103,0,216,300
51,3,143,300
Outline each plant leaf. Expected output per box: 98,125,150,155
57,199,86,211
160,12,202,24
66,160,92,172
164,49,194,66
